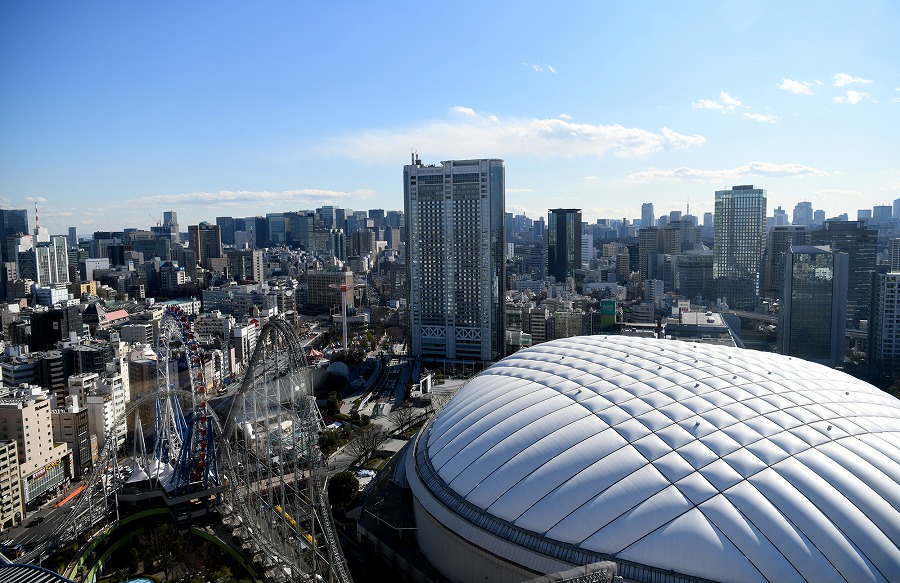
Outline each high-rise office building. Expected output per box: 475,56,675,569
216,216,236,246
764,225,808,299
67,226,77,248
162,211,180,244
547,209,582,283
872,205,893,228
641,203,655,229
188,222,223,269
714,185,766,310
777,246,848,367
405,157,505,362
811,220,877,327
870,270,900,379
792,201,813,226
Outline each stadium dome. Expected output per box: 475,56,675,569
406,336,900,583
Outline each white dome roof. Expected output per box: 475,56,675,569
421,336,900,583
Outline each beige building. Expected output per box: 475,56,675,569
0,386,72,508
0,440,24,530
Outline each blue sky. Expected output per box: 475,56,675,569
1,1,898,235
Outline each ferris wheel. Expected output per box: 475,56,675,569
148,306,219,493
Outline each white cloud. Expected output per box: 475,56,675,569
692,91,752,114
523,62,556,73
322,107,706,163
506,188,536,194
129,188,370,208
891,97,900,104
833,90,869,105
26,196,48,203
629,161,831,182
779,78,814,95
691,98,724,111
584,176,598,180
558,114,573,120
833,72,873,87
718,91,744,108
450,106,477,117
743,112,777,122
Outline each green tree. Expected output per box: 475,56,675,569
328,471,360,509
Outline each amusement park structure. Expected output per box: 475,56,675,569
21,311,352,582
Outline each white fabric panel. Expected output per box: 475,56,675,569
466,415,602,509
652,450,696,484
449,402,588,495
698,494,808,583
486,428,628,521
438,395,576,482
751,464,884,582
513,445,647,533
789,448,900,578
577,484,689,550
674,472,720,506
618,509,766,583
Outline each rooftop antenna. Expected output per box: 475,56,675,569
686,195,690,216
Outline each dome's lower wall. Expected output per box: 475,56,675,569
406,433,575,583
412,496,541,583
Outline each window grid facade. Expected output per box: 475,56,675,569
405,159,505,362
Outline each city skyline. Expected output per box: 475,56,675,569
2,1,899,234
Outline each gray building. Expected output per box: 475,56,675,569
714,185,766,310
778,246,848,367
405,157,505,362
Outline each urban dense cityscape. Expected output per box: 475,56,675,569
2,2,900,583
0,157,898,582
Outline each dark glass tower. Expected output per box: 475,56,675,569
810,220,877,328
547,208,582,283
777,245,848,366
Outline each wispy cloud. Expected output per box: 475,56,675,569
523,62,557,74
26,196,48,203
694,91,776,122
779,78,816,95
506,188,536,194
558,114,573,120
692,91,748,113
743,112,777,123
629,161,831,182
129,188,371,208
322,107,706,163
833,90,870,105
833,73,873,87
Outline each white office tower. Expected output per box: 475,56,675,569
404,157,506,362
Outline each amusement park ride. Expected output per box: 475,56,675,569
20,309,352,582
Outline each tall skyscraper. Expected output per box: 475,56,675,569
641,203,655,229
216,216,236,246
811,220,877,327
67,226,77,248
714,185,766,310
777,245,848,367
188,222,223,269
764,225,808,299
405,157,505,362
547,209,582,283
162,211,180,244
870,270,900,379
0,209,28,264
792,201,813,226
